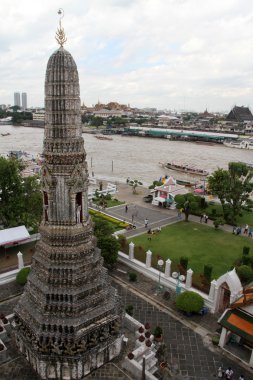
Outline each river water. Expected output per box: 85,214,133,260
0,125,252,186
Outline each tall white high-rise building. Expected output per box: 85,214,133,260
21,92,27,110
14,92,21,107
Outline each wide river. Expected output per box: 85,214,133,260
0,125,252,186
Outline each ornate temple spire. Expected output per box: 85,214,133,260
13,13,123,379
55,8,67,47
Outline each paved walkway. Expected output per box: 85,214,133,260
108,182,236,236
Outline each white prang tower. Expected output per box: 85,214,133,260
13,13,123,380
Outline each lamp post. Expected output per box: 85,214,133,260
176,273,185,295
157,259,164,291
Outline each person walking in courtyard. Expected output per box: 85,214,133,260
205,214,208,223
244,224,249,235
225,367,233,379
217,366,224,378
125,204,128,213
248,227,252,238
144,218,148,228
200,214,204,223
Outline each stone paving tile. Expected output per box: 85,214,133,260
115,283,253,380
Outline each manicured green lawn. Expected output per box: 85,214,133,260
106,199,125,208
130,222,253,279
92,198,125,208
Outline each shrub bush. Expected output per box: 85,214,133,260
145,339,152,347
16,267,31,285
176,291,204,314
163,290,171,300
118,234,127,248
153,326,163,338
213,217,224,229
242,255,252,266
125,305,134,316
203,265,213,282
212,335,220,346
180,256,188,270
236,265,253,284
243,246,250,256
129,272,137,282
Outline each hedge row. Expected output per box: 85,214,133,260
89,209,128,228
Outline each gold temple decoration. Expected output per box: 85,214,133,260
55,8,67,47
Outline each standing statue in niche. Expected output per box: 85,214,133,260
76,204,81,223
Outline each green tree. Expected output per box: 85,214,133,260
93,217,119,268
129,179,143,194
93,218,114,238
16,267,31,285
90,116,104,127
174,193,199,221
148,180,163,189
20,175,42,230
236,265,253,284
208,162,253,224
0,157,42,229
97,235,120,269
0,157,24,227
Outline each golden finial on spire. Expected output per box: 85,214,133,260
55,8,67,47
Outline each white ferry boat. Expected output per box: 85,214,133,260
223,139,253,149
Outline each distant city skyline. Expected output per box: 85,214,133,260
13,92,27,110
1,1,253,112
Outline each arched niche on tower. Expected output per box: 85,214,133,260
76,192,82,223
43,191,49,222
67,164,87,223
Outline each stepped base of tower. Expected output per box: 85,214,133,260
14,332,123,379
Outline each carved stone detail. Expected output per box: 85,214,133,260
13,45,122,379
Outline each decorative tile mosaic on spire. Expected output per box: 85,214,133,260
12,12,123,380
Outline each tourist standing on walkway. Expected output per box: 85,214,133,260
144,218,148,228
244,224,249,235
217,366,224,378
125,204,128,213
249,227,252,238
225,367,233,379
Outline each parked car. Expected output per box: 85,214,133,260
143,195,153,203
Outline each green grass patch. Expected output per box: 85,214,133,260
129,221,253,279
92,198,125,208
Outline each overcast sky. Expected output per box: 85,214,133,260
1,0,253,112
